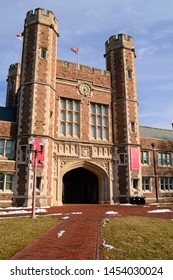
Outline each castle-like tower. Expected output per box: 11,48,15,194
6,63,21,108
15,9,58,206
105,34,142,202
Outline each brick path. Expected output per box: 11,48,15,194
2,204,172,260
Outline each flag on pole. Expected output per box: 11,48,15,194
16,34,23,40
70,47,78,54
70,48,79,69
16,34,23,62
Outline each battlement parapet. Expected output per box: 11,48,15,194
25,8,58,31
56,60,110,87
57,60,110,78
105,34,134,53
8,63,21,76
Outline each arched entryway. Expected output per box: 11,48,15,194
62,167,98,204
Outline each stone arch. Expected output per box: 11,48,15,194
58,161,110,204
63,167,98,203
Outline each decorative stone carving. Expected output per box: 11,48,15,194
92,146,112,159
101,162,108,171
81,147,89,157
78,83,91,97
53,152,57,161
60,160,67,169
58,143,78,157
80,145,92,158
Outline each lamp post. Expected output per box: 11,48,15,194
28,136,45,218
151,143,158,203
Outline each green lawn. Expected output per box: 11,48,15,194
0,216,58,260
102,216,173,260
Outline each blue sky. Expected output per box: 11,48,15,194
0,0,173,129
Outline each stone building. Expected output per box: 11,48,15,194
0,8,173,207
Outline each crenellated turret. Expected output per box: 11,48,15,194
105,33,142,203
15,8,58,207
105,34,135,53
6,63,21,108
24,8,58,34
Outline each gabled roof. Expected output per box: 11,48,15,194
0,107,17,122
140,126,173,141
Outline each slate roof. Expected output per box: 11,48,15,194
140,126,173,141
0,107,17,122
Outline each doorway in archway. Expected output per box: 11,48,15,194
62,167,98,204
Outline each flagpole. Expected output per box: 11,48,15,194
77,48,79,69
19,41,23,63
70,48,79,69
16,34,23,63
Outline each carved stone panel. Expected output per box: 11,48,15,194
58,143,78,157
80,145,92,158
92,146,112,159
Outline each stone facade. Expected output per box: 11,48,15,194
0,8,173,207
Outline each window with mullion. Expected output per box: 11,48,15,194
0,139,15,159
6,140,15,159
21,146,27,162
158,152,171,166
141,151,149,164
60,98,80,137
6,174,13,191
0,173,13,191
142,177,150,191
0,174,4,190
0,140,5,156
160,177,173,191
90,103,108,140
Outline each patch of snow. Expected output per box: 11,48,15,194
0,208,47,215
103,218,110,227
57,230,65,238
149,204,162,207
119,203,137,206
102,240,115,250
148,209,172,213
105,211,119,215
61,216,69,220
0,210,29,215
0,207,23,210
35,208,47,213
71,212,82,215
39,206,51,209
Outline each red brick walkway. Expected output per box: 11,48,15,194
3,204,172,260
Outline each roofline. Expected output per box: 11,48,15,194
140,125,173,133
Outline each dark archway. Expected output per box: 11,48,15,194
62,167,99,204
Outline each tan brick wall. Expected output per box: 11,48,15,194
0,161,15,171
141,137,173,201
56,60,110,87
0,122,17,138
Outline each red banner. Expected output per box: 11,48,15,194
130,147,139,171
32,138,44,168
